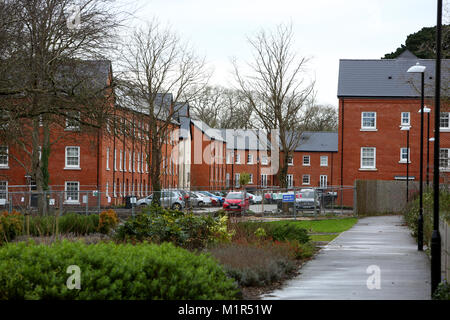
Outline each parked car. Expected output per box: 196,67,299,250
189,192,212,207
197,191,224,206
246,192,262,204
136,190,185,211
295,189,320,209
223,192,250,213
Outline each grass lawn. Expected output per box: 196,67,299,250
266,218,358,234
309,234,339,242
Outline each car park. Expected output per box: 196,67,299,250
136,190,185,210
189,192,212,207
198,191,224,206
246,192,262,204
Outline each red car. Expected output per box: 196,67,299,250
223,192,250,213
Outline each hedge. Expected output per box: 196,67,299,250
0,241,239,300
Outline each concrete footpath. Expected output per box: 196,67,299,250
262,216,431,300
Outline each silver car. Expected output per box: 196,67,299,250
137,190,185,210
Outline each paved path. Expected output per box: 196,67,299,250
262,216,431,300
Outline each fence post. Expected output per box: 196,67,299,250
9,194,12,213
59,192,63,217
26,212,30,237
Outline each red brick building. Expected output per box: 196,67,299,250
337,51,450,205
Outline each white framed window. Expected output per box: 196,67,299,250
261,156,268,165
287,156,293,166
65,181,80,203
401,112,410,126
440,148,450,170
361,147,376,169
227,152,232,164
137,152,141,173
0,181,8,200
123,150,127,172
235,153,241,164
320,175,328,188
247,154,253,164
0,146,9,168
361,112,377,130
114,149,117,171
106,148,110,170
119,150,123,171
261,174,268,187
65,146,80,169
440,112,450,130
400,148,411,163
129,151,132,172
105,182,109,197
302,175,310,185
303,155,310,166
65,111,80,130
286,174,293,188
320,156,328,167
249,174,253,184
226,173,230,187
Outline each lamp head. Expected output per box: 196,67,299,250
407,62,426,73
400,125,411,131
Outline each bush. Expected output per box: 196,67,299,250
0,210,23,244
236,221,310,244
403,188,450,247
0,241,239,300
115,205,233,248
98,210,118,234
432,281,450,300
28,213,99,236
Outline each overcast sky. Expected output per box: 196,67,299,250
123,0,442,107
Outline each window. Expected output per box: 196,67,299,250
361,147,376,169
247,154,253,164
226,173,230,187
105,182,109,197
286,174,293,188
320,156,328,167
0,181,7,200
114,149,117,171
287,156,293,166
302,175,310,185
106,148,110,170
119,150,123,171
303,155,310,166
227,152,232,164
320,175,328,188
400,148,410,163
440,149,450,170
0,146,8,167
123,150,127,172
261,174,268,187
235,173,240,187
65,147,80,169
65,181,79,203
65,111,80,130
261,156,268,165
361,112,377,129
440,112,450,130
401,112,410,126
235,153,241,164
129,151,132,172
249,174,253,184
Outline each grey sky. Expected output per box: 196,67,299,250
123,0,441,107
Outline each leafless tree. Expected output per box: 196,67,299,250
232,23,315,188
189,86,254,129
0,0,124,214
117,20,209,204
299,103,338,132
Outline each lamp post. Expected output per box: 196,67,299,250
400,125,411,202
408,62,426,251
431,0,442,295
420,107,432,187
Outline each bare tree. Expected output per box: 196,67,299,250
190,86,254,129
232,23,315,188
300,103,338,132
118,20,209,204
0,0,123,214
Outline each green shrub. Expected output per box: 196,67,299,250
432,281,450,300
0,210,23,244
403,188,450,247
98,210,118,234
237,221,310,244
0,241,239,300
116,205,232,248
28,213,100,237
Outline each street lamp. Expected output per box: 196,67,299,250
408,62,426,251
431,0,443,295
400,125,411,203
419,107,432,186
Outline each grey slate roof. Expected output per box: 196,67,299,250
294,132,338,152
191,119,225,142
338,53,449,98
220,129,270,151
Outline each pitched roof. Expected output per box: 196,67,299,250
294,131,338,152
191,119,225,142
338,54,449,98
